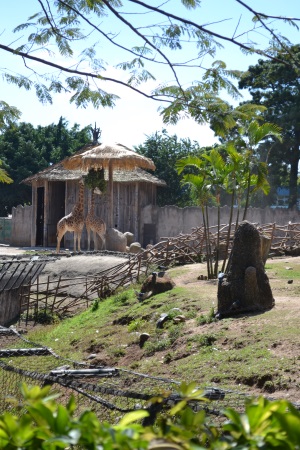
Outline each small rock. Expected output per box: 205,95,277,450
139,333,150,348
87,353,97,360
156,313,169,329
169,308,182,314
173,315,186,323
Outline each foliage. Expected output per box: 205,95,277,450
197,307,216,326
1,383,300,449
239,44,300,208
1,1,298,134
90,299,99,312
21,308,60,325
0,160,13,185
136,130,201,206
0,117,91,215
0,101,21,132
83,168,107,192
128,318,146,332
175,119,281,277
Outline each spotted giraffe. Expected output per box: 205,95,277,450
86,188,106,251
56,179,85,253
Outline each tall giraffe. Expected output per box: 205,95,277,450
86,188,106,251
56,179,85,253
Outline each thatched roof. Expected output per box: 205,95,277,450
63,142,155,172
22,161,166,186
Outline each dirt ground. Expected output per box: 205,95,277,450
0,245,129,280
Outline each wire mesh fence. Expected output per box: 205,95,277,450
1,326,299,426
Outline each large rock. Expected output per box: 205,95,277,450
124,232,135,246
217,221,275,318
137,272,175,301
105,228,127,252
129,242,143,254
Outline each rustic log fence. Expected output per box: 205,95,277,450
18,222,300,324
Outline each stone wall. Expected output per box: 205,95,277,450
10,204,32,247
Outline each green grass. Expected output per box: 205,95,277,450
23,258,300,396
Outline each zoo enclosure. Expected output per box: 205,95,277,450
17,221,300,324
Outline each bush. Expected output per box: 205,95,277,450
1,383,300,449
197,307,216,325
0,383,300,450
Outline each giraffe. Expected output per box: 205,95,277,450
56,179,85,253
86,188,106,251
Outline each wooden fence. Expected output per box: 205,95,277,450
19,222,300,324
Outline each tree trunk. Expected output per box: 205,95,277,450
288,141,300,209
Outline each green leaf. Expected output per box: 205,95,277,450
119,410,149,426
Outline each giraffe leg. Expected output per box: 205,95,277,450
102,234,106,250
56,230,64,253
87,228,91,251
56,236,61,254
96,232,104,250
73,233,77,252
93,231,98,251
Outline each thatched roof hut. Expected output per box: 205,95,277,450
22,155,166,250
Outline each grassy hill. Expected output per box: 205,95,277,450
24,256,300,401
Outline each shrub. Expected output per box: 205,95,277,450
91,299,99,311
196,307,216,326
128,318,146,332
2,383,300,449
114,291,131,304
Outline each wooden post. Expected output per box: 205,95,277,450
134,182,139,241
43,180,49,247
109,162,113,228
31,181,37,247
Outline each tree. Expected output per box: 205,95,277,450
135,130,201,207
0,119,91,216
1,1,300,130
0,101,21,132
239,45,300,208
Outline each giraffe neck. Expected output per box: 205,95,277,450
73,182,84,214
89,189,95,215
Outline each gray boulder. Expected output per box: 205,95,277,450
124,232,135,246
129,242,143,254
106,228,127,252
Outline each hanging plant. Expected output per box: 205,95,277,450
83,168,107,193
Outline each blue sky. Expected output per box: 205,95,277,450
1,0,300,148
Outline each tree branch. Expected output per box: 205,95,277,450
0,43,169,102
128,0,300,67
101,0,186,97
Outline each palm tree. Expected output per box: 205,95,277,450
176,155,214,278
237,121,282,220
202,148,232,276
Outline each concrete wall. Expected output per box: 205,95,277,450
0,218,12,244
141,204,300,243
6,203,300,248
11,204,32,247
